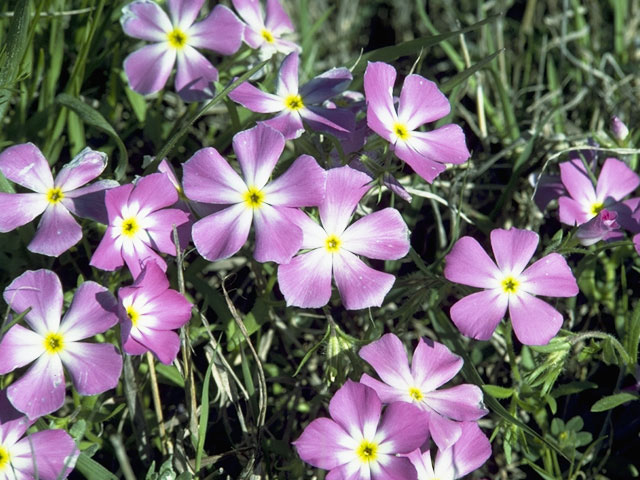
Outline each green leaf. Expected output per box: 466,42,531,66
591,392,639,412
482,384,515,399
440,49,504,94
0,0,30,122
75,453,118,480
294,322,331,377
154,364,185,388
55,93,128,180
552,381,598,398
194,358,214,472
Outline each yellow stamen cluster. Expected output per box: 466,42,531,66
355,439,378,463
284,94,304,111
408,386,424,401
501,275,520,294
243,186,265,209
392,122,410,141
43,332,65,355
46,187,65,204
325,234,341,253
261,29,275,43
0,445,9,471
121,217,140,238
590,201,604,216
126,305,139,327
167,28,188,49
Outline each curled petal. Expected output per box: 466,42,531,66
54,148,108,192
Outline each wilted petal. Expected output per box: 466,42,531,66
28,204,82,257
60,342,122,395
490,228,538,276
191,204,252,261
7,354,65,419
253,205,303,263
183,147,246,204
293,418,355,470
397,75,450,129
0,192,47,232
444,236,501,288
0,143,53,192
59,282,118,342
188,5,243,54
124,43,176,95
450,290,508,341
320,166,371,236
54,148,108,192
278,248,332,308
228,81,284,113
411,338,462,392
596,157,640,202
262,154,325,207
520,253,578,297
359,333,413,389
121,1,172,42
0,324,44,374
234,123,285,189
364,62,397,139
329,381,381,440
333,250,395,310
341,208,409,260
509,292,563,345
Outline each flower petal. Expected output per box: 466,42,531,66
124,43,176,95
59,282,119,342
122,236,168,279
427,412,462,451
278,248,332,308
121,0,172,42
449,290,508,341
27,204,82,257
276,52,299,96
183,147,246,204
320,166,371,236
63,180,118,224
559,158,595,205
558,195,590,225
490,228,538,276
596,157,640,202
333,251,395,310
167,0,205,28
443,236,501,288
265,0,294,33
520,253,578,297
377,401,429,454
341,208,409,260
263,111,305,139
60,342,122,395
300,105,355,137
234,123,284,189
300,67,353,105
3,269,62,335
364,62,397,139
436,421,491,478
0,192,47,232
175,45,217,101
359,333,413,390
0,324,44,374
293,417,355,470
145,208,189,254
131,172,179,215
228,81,285,113
508,292,563,345
128,326,181,364
188,5,243,54
0,143,53,192
11,429,78,480
402,124,470,166
135,292,192,331
231,0,263,29
90,227,125,272
7,354,65,419
359,373,407,403
54,148,108,192
397,75,450,129
191,204,252,261
329,380,381,440
424,384,487,421
288,208,327,250
411,338,462,392
392,140,446,183
253,205,303,263
262,154,326,207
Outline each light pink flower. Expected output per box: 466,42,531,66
232,0,299,56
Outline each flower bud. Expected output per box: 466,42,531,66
611,116,629,141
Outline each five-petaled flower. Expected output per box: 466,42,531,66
232,0,299,56
121,0,243,100
444,228,579,345
0,270,122,419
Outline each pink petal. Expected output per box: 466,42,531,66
90,227,125,272
288,208,327,250
427,412,462,452
265,0,294,33
576,209,622,246
293,417,355,470
122,236,168,278
520,253,578,297
359,333,413,390
130,173,179,215
0,324,44,374
12,429,78,480
377,401,429,453
60,342,122,395
3,269,62,335
253,205,303,263
54,148,107,192
175,45,217,101
261,154,326,207
63,180,118,224
121,1,172,42
341,208,409,260
333,251,395,310
145,208,189,255
359,373,407,403
299,67,353,105
104,183,134,222
182,147,246,204
276,52,299,96
123,259,169,299
167,0,205,28
129,326,181,364
449,290,508,341
300,106,355,137
233,123,284,189
232,0,263,29
59,282,119,342
329,381,381,440
7,354,65,419
319,166,371,236
0,143,53,192
121,333,148,356
188,5,243,54
27,204,82,257
364,62,398,139
443,236,501,288
489,228,538,276
402,124,470,167
278,248,332,308
228,81,284,113
262,111,305,139
559,158,595,205
436,421,491,478
0,192,47,232
411,338,462,392
407,449,436,480
424,384,487,421
596,157,640,202
191,204,252,261
137,291,192,330
558,195,591,225
397,75,450,129
508,292,563,345
124,43,176,95
392,140,446,183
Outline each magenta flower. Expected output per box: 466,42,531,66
558,157,639,229
183,123,326,263
0,143,117,257
363,62,470,183
121,0,243,100
231,0,299,56
576,209,622,246
118,261,192,365
90,173,189,278
229,52,354,139
444,228,579,345
0,390,78,479
293,380,429,480
407,422,491,480
278,166,410,310
0,270,122,419
359,333,487,451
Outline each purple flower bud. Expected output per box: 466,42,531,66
611,116,629,141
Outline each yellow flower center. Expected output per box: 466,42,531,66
121,217,140,238
243,186,265,209
284,94,304,111
46,187,65,204
393,122,410,141
261,28,275,43
501,275,520,294
43,332,65,355
0,445,9,471
559,431,568,441
126,305,139,327
355,439,378,463
590,202,604,216
325,234,341,253
408,386,424,401
167,27,188,49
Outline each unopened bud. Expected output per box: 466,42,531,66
611,116,629,141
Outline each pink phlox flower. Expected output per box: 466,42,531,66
407,422,491,480
444,228,579,346
345,154,412,203
0,390,79,479
359,333,487,451
228,52,355,140
90,172,190,278
277,165,410,310
363,62,470,183
576,208,623,246
293,380,429,480
121,0,243,100
0,270,122,419
182,123,326,263
118,261,192,365
0,143,117,257
231,0,299,56
558,157,639,229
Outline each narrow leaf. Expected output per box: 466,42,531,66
591,392,639,412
